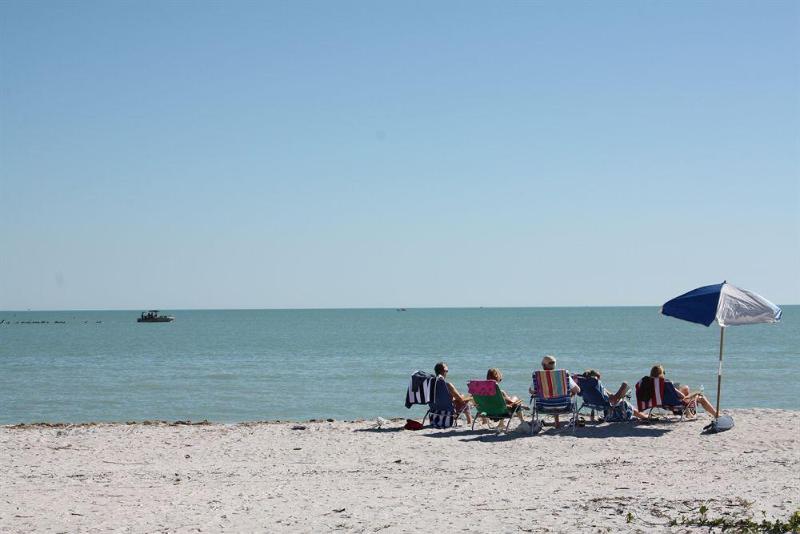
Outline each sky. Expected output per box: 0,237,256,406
1,1,798,310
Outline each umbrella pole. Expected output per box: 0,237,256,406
715,326,725,419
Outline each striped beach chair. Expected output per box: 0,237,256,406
467,379,523,432
529,370,577,432
635,377,696,421
422,375,468,429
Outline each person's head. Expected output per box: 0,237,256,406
541,355,556,370
487,368,502,382
434,362,448,376
583,369,601,379
650,364,665,378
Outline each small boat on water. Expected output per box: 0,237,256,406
137,310,175,323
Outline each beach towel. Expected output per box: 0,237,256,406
405,371,434,408
534,370,569,399
428,375,459,429
428,410,456,429
635,377,665,412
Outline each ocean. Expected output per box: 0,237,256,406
1,307,797,424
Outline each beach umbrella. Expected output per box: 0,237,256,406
661,281,781,431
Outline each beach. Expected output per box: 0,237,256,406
2,409,797,532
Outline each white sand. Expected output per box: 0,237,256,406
1,409,798,532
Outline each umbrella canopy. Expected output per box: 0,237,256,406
662,282,782,327
660,281,782,430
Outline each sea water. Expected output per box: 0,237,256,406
0,307,797,424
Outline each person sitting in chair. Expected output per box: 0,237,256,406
486,368,527,424
434,362,473,425
645,364,718,418
581,369,647,421
529,355,580,428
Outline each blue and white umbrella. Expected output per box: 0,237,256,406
661,281,782,424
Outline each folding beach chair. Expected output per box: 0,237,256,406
529,370,578,432
573,374,609,420
422,375,468,429
574,374,633,422
635,377,697,421
467,380,522,432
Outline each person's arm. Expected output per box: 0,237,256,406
447,382,469,403
568,376,581,395
501,389,521,406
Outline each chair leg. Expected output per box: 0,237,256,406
504,406,520,433
570,405,578,433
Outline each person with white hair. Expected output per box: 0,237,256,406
528,355,580,428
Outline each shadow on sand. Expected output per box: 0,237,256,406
569,421,676,439
420,421,678,442
354,419,680,439
420,428,498,439
352,426,407,434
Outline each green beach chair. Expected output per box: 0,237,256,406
467,379,523,432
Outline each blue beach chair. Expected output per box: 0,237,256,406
529,369,578,432
574,374,634,422
422,375,468,429
573,374,609,419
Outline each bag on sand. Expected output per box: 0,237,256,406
704,415,734,433
604,401,634,422
404,419,423,430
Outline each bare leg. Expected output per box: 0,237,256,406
455,398,473,424
608,382,629,405
696,394,718,417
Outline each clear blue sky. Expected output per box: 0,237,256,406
1,1,798,310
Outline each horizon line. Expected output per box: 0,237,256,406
1,303,797,313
